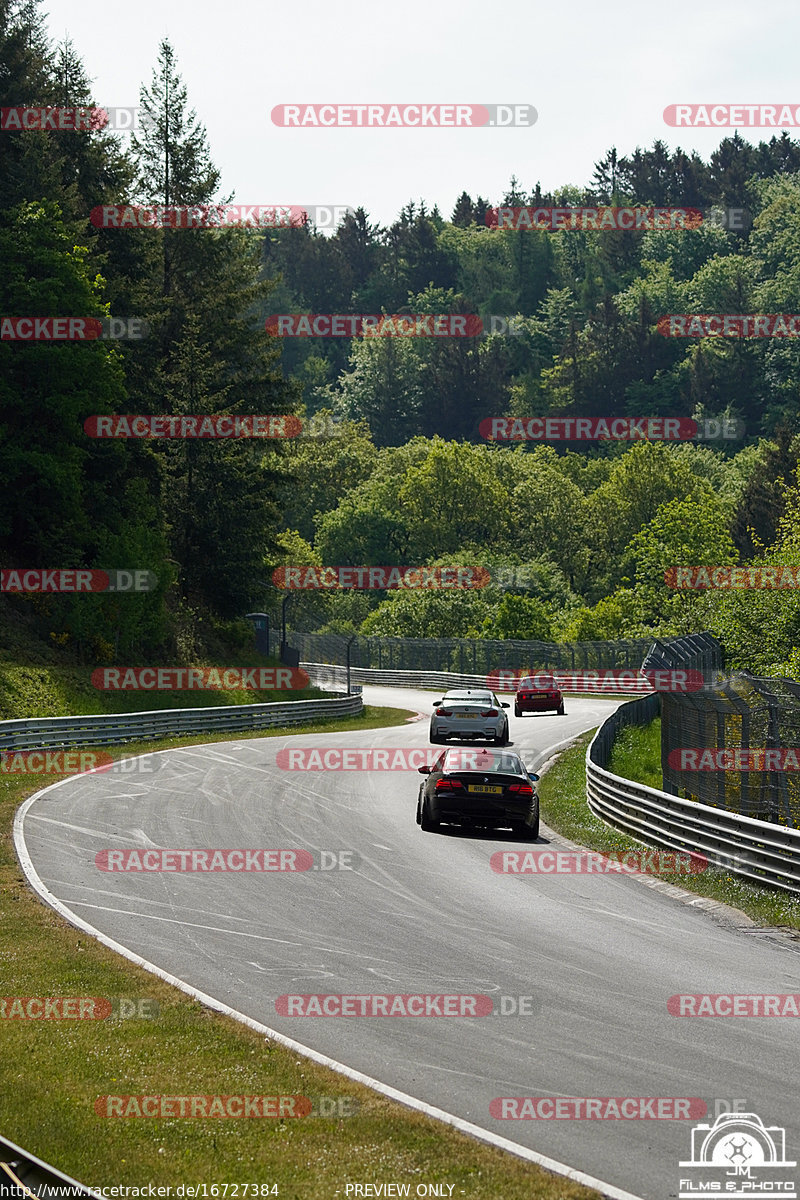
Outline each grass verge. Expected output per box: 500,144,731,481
0,659,334,720
1,706,601,1200
538,728,800,931
607,719,663,791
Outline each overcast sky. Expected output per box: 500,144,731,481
39,0,800,226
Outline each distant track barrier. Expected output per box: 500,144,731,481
0,694,362,755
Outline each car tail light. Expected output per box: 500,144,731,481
435,708,451,716
519,693,530,700
435,778,465,792
481,709,498,717
507,782,533,795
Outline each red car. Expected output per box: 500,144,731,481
513,675,565,716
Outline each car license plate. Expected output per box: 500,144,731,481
456,714,479,719
468,784,502,794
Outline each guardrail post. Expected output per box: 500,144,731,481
346,636,356,695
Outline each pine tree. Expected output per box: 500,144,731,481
125,40,297,618
451,191,476,227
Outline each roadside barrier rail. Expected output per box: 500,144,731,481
586,696,800,894
0,694,362,754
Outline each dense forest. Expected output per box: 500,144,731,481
3,0,800,677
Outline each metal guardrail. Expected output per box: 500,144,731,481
301,663,654,694
0,694,362,754
586,696,800,894
0,1131,100,1199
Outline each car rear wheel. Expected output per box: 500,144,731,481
515,812,539,839
557,702,565,715
513,703,522,717
420,797,440,832
430,733,445,744
495,724,509,746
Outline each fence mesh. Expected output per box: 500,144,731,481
271,630,655,674
644,635,800,828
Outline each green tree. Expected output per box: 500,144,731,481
0,201,170,659
397,439,512,558
126,44,296,619
561,589,643,641
330,332,426,445
511,447,590,589
732,429,800,558
277,413,378,544
625,494,738,630
581,442,714,600
482,594,553,640
360,588,489,638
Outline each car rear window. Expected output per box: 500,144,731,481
444,749,523,775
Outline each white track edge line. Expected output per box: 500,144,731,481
14,764,645,1200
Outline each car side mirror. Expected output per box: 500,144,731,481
418,765,432,774
529,773,540,782
432,700,442,706
501,702,510,708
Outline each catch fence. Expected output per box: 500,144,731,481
645,635,800,827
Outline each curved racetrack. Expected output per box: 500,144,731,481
16,686,800,1200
